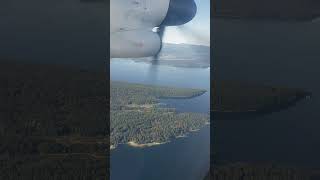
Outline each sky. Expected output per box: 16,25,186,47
163,0,210,46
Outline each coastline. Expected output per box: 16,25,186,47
159,91,206,100
110,145,116,150
110,141,168,150
110,123,210,150
127,141,168,148
190,128,200,132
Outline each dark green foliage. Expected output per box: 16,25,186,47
110,81,209,147
111,81,206,110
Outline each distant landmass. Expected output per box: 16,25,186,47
212,80,311,120
110,81,209,149
213,0,320,21
130,43,210,68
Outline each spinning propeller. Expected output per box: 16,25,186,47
148,0,199,81
152,0,197,62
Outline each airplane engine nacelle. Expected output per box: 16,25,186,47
110,0,171,33
161,0,197,26
110,0,197,59
110,30,161,58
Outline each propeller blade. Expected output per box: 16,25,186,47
147,26,166,83
152,26,166,62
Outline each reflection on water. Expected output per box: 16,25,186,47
110,59,210,180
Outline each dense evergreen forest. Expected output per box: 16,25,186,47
111,81,206,109
110,81,209,148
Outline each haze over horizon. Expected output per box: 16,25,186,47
163,0,210,46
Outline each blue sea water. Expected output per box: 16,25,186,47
110,59,210,180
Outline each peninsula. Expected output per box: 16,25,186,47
110,81,209,149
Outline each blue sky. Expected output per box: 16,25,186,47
163,0,210,46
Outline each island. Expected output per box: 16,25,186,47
110,81,209,149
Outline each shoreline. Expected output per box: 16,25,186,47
159,91,206,100
110,123,210,150
127,141,168,148
189,128,200,132
110,141,168,150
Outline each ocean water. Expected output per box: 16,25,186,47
110,59,210,180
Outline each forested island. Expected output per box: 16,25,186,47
110,81,209,149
